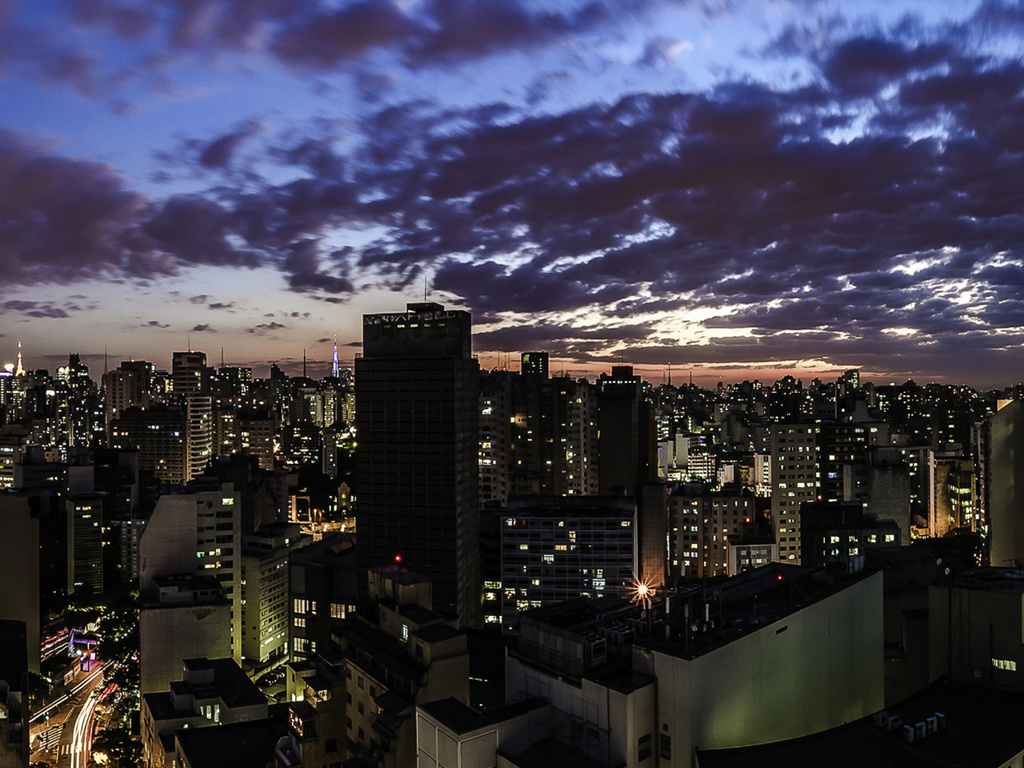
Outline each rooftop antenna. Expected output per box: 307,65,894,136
187,334,191,353
221,347,225,367
424,276,428,302
303,349,307,378
668,362,672,386
332,337,340,378
104,347,108,376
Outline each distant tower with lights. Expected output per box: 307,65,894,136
332,337,340,379
355,302,480,626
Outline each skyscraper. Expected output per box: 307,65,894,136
355,302,480,625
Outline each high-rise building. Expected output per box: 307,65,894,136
771,423,819,564
110,405,188,484
103,364,150,434
287,532,357,664
598,365,657,495
0,620,29,766
668,485,758,579
239,522,305,664
0,492,69,673
499,496,637,632
138,482,242,674
172,350,211,400
355,302,480,625
989,400,1024,567
68,493,103,596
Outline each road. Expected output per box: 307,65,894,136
29,662,105,767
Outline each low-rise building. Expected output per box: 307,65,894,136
505,562,883,767
141,657,268,768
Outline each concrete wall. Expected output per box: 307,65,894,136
139,496,197,591
0,498,40,674
990,402,1024,568
505,654,656,767
139,603,231,694
653,571,883,763
929,583,1024,689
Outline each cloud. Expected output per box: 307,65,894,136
10,7,1024,383
639,36,694,69
1,300,71,319
0,130,154,285
190,323,213,332
145,320,170,328
208,301,235,310
198,122,263,168
246,321,287,334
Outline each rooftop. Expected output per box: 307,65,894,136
519,563,879,664
697,680,1024,768
419,696,549,736
174,711,289,768
506,496,637,515
939,567,1024,594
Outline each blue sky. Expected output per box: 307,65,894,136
2,0,1023,387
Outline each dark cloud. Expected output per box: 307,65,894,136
208,301,235,310
246,322,287,334
0,130,153,284
9,8,1024,383
2,300,71,319
198,122,262,168
271,1,420,69
145,320,170,328
190,323,213,332
27,0,672,100
820,37,951,97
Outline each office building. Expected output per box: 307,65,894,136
239,522,305,664
499,496,637,633
355,301,480,625
110,405,188,485
598,366,657,496
67,493,103,596
172,350,211,401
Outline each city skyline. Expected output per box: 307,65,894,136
3,1,1024,388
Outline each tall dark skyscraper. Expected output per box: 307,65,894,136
355,302,481,625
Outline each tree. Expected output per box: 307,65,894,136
91,727,142,768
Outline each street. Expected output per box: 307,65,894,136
29,662,105,768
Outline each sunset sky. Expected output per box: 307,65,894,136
2,0,1024,388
